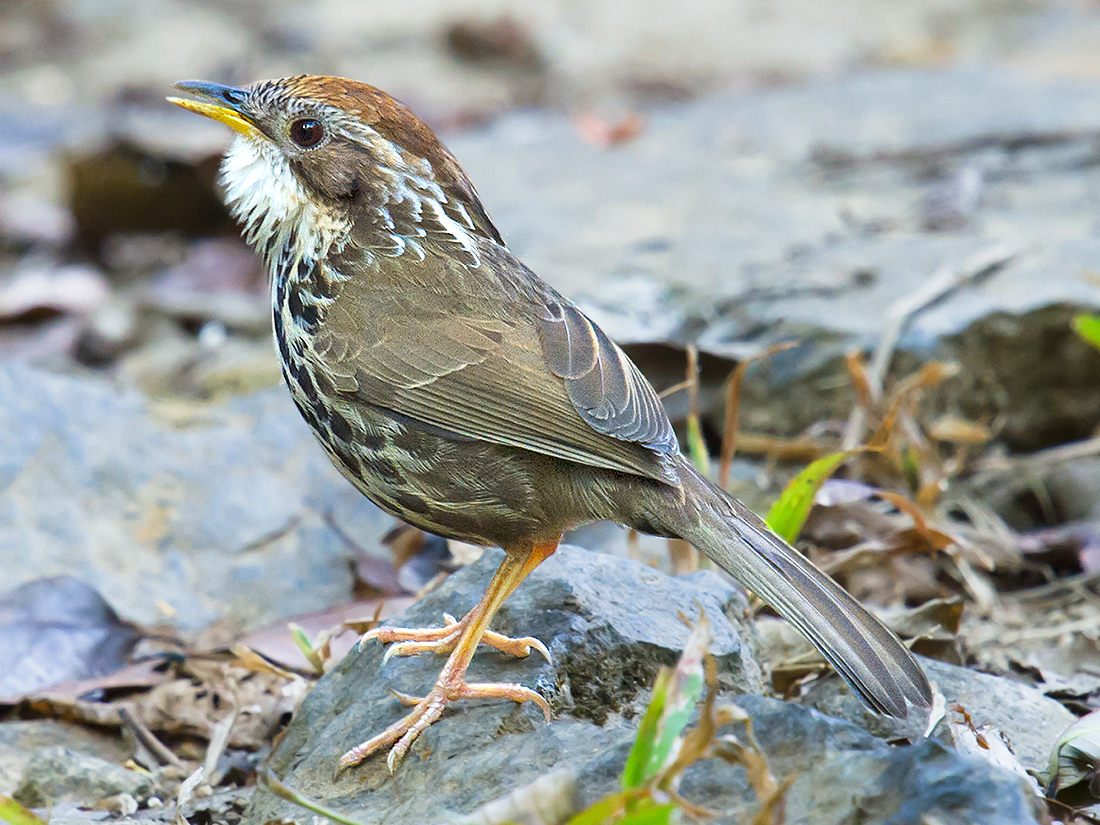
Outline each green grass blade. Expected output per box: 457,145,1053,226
0,795,48,825
644,619,708,781
622,619,710,790
618,802,677,825
260,767,366,825
567,788,650,825
686,414,710,476
1074,313,1100,350
288,622,325,674
622,668,671,790
766,450,862,543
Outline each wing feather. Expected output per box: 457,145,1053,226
316,245,680,483
539,301,677,452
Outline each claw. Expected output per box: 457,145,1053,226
339,679,551,773
389,688,425,706
482,631,552,663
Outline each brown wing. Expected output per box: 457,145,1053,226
312,246,679,484
537,299,676,450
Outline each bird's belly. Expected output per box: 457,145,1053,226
281,356,581,546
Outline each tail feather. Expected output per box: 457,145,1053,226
677,468,932,716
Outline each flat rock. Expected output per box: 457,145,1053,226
0,721,130,797
247,545,1042,825
683,696,1044,825
13,746,151,808
801,656,1076,773
0,362,393,629
247,543,760,825
0,576,141,697
451,68,1100,326
444,69,1100,449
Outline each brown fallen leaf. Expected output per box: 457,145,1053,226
572,111,645,146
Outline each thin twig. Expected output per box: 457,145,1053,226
812,127,1100,172
977,435,1100,474
686,344,701,425
118,706,185,769
202,671,240,787
968,435,1100,502
203,706,238,787
718,341,798,488
658,378,694,399
995,614,1100,644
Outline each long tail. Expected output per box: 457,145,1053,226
670,464,932,717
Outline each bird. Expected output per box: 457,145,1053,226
169,75,932,774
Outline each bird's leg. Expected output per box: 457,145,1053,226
339,539,558,774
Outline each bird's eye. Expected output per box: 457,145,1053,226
289,118,325,149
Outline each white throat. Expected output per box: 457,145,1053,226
220,135,351,267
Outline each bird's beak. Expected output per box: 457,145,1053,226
168,80,259,137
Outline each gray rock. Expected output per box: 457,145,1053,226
1036,455,1100,522
937,304,1100,452
0,576,141,698
246,546,1042,825
800,656,1076,773
451,69,1100,323
927,659,1075,775
683,696,1042,824
13,746,151,809
840,738,1044,825
0,362,393,629
248,543,759,825
677,694,892,823
0,721,130,796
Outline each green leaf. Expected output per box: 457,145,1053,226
1074,313,1100,351
618,802,677,825
566,789,641,825
622,620,710,790
766,450,862,543
644,619,708,780
567,794,676,825
0,794,48,825
288,622,324,674
686,414,710,476
622,668,670,790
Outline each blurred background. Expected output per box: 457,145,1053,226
3,1,1100,816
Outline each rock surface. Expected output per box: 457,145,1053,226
8,69,1100,449
0,721,131,797
802,656,1076,773
249,544,759,824
0,362,392,629
247,545,1042,825
684,697,1044,825
13,746,151,808
0,576,141,697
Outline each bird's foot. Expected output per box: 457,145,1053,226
361,612,551,664
337,676,551,774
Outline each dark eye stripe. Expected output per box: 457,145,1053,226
290,118,324,148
